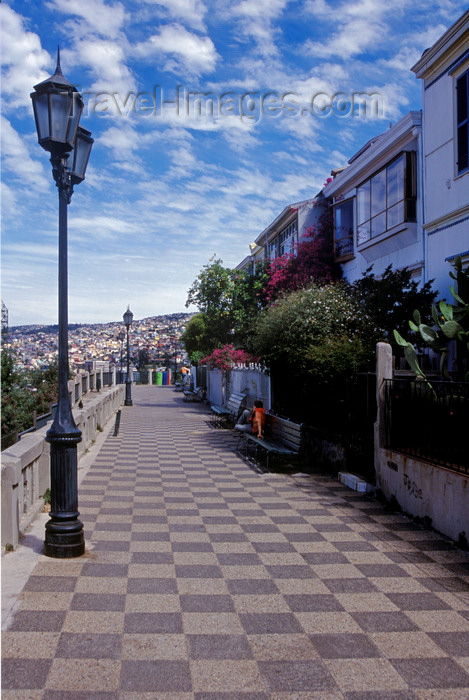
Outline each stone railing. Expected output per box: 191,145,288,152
1,382,124,550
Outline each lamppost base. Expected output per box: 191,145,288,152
125,381,132,406
44,519,85,558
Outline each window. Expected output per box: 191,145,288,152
356,152,416,245
334,199,354,258
456,70,469,174
268,219,298,257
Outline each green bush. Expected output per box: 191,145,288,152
252,282,377,372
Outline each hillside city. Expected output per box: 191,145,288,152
6,312,193,375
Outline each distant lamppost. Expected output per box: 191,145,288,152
30,49,93,558
117,331,125,379
123,306,133,406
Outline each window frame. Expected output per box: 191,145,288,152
356,151,416,247
333,197,354,261
456,69,469,175
268,217,298,258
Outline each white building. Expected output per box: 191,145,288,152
323,111,424,286
411,9,469,302
236,195,327,272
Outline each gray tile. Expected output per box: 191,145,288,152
240,613,302,634
352,611,418,632
55,632,122,658
285,594,345,612
71,593,125,611
227,579,278,595
120,660,191,691
126,577,178,594
9,610,66,632
391,657,469,688
429,631,469,655
24,576,77,592
309,633,381,658
259,660,337,692
124,612,183,633
386,592,451,610
2,658,52,689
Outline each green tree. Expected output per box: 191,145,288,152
252,282,377,373
231,261,270,349
352,265,437,349
186,257,234,315
1,348,35,438
251,282,377,421
180,313,217,360
184,258,271,356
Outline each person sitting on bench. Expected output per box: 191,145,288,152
234,400,266,438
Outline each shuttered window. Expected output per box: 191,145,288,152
457,70,469,174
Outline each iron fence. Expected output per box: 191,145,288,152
384,378,469,474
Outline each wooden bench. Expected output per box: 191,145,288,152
183,386,206,402
237,414,303,470
210,392,246,427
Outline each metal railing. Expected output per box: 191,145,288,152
384,378,469,474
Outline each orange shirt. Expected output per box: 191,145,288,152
251,407,266,432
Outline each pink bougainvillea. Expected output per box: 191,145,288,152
201,345,259,371
264,210,341,301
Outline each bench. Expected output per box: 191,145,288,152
183,386,206,402
237,414,303,470
210,392,246,427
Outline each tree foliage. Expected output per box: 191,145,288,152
251,282,378,374
1,349,59,439
184,257,270,356
352,265,437,348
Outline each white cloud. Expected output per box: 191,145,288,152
134,24,218,75
137,0,208,31
0,5,52,110
221,0,289,57
0,116,50,190
45,0,127,39
70,39,137,97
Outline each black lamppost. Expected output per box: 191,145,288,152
118,330,125,380
30,49,93,558
123,306,133,406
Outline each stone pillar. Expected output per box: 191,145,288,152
375,342,393,488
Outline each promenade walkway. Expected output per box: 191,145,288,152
2,385,469,699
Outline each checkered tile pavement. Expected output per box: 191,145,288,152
2,385,469,699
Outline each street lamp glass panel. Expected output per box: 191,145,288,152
70,127,94,185
123,309,133,327
31,85,83,154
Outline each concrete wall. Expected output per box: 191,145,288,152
376,447,469,542
1,384,124,549
375,342,469,543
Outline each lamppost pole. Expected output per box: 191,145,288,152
30,49,93,558
123,307,133,406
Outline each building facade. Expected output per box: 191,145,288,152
236,195,327,272
322,111,424,286
411,9,469,302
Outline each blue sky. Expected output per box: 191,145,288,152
1,0,465,326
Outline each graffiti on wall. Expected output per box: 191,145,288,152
403,473,423,500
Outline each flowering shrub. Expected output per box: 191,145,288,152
252,282,378,370
264,210,341,301
201,345,259,372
